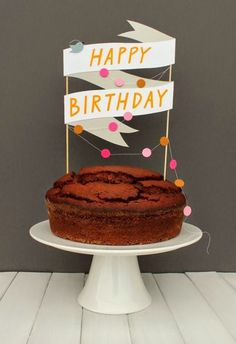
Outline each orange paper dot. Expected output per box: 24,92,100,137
136,79,146,88
160,136,169,146
74,125,83,135
175,179,185,188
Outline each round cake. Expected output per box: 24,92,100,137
45,165,186,245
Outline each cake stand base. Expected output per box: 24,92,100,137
30,220,202,314
78,255,151,314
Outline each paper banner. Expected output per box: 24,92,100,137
64,21,175,146
64,42,175,75
71,117,138,147
65,83,173,123
64,21,175,75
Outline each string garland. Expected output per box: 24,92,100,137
69,125,161,157
69,123,192,219
184,226,211,255
99,66,171,87
68,65,192,220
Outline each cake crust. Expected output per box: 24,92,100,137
46,165,186,245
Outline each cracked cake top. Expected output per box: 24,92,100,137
46,165,186,213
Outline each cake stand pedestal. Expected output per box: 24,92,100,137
30,220,202,314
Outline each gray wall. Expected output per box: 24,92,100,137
0,0,235,272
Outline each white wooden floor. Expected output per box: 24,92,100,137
0,272,236,343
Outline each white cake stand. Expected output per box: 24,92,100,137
30,220,202,314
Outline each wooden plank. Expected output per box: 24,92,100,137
0,272,17,299
187,272,236,340
155,273,235,344
27,273,84,344
0,272,50,344
220,273,236,290
81,305,131,344
128,273,184,344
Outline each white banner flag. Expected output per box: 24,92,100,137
63,21,176,146
64,41,175,75
65,83,173,124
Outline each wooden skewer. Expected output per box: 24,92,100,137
163,65,173,180
66,76,69,173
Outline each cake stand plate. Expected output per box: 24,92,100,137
30,220,202,314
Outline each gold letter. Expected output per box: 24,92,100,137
132,92,142,109
116,92,129,110
105,93,116,111
70,97,80,117
144,91,154,108
140,47,151,63
128,46,139,63
83,95,87,114
90,48,103,66
118,47,127,64
104,48,113,65
91,95,101,112
157,89,168,107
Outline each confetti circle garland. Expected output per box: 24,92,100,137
114,78,125,87
136,79,146,88
108,121,118,132
175,178,185,188
73,125,84,135
169,159,177,170
160,136,169,146
183,205,192,217
99,68,109,77
142,148,152,158
70,125,192,215
101,149,111,159
123,112,133,121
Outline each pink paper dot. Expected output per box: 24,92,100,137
183,205,192,217
123,112,133,121
169,159,177,170
142,148,152,158
108,121,118,132
114,78,125,87
101,149,111,159
99,68,109,77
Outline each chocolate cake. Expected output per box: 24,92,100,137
45,165,186,245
